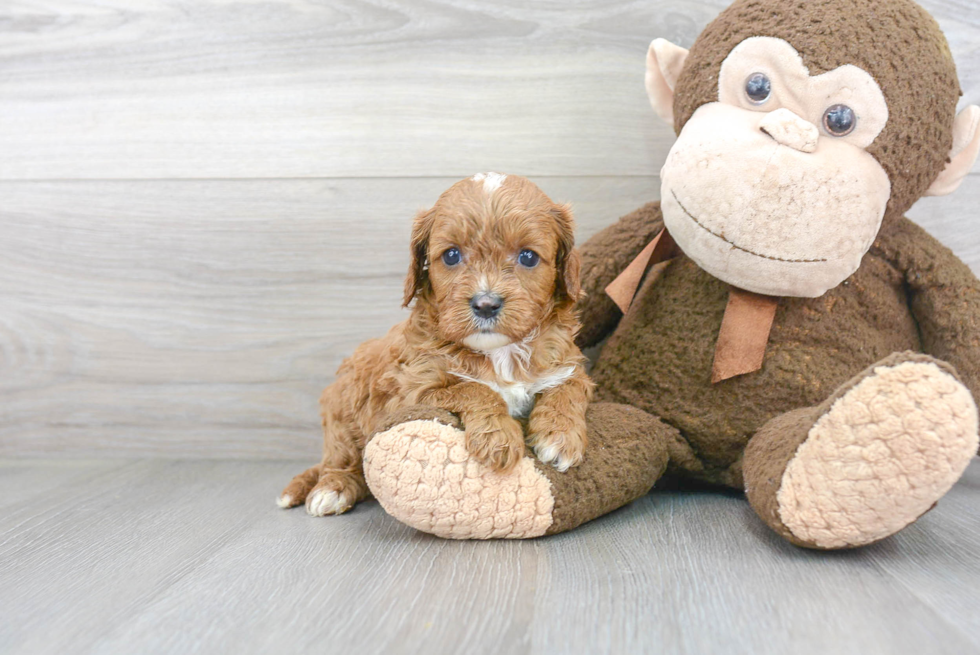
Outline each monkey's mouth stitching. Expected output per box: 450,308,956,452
671,190,828,264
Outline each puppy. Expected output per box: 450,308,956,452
278,173,594,516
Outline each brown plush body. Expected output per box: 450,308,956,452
582,203,980,487
360,0,980,547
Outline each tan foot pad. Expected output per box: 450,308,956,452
778,361,979,548
364,419,555,539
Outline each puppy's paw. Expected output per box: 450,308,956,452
278,463,321,509
306,488,355,517
303,470,365,517
464,412,526,472
527,412,587,472
277,493,300,509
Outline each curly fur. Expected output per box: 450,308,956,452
280,174,594,515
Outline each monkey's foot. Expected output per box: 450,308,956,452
364,404,673,539
745,353,979,549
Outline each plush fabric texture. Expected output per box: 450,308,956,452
659,34,895,298
660,101,892,297
672,0,960,220
363,0,980,547
757,107,818,153
537,403,673,535
875,218,980,404
646,39,689,125
586,202,980,483
368,194,980,544
742,406,820,547
778,357,978,548
365,418,556,539
717,38,890,149
577,203,666,347
363,403,675,538
745,352,979,548
377,405,462,433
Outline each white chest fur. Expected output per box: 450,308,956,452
492,372,573,418
451,342,574,418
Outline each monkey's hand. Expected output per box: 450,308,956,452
879,218,980,414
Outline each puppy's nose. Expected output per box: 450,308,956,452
470,293,503,319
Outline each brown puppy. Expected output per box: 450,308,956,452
278,173,594,516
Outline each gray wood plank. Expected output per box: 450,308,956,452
0,0,977,180
0,460,289,655
0,176,657,459
0,459,129,511
0,459,977,655
864,461,980,649
530,486,980,655
2,175,979,458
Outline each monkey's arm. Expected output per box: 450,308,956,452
575,201,666,348
876,217,980,400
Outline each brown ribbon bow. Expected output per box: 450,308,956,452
604,228,779,383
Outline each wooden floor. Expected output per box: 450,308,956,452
1,458,979,655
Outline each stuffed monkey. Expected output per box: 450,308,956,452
361,0,980,548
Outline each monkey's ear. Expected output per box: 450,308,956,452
926,105,980,197
645,38,689,126
403,208,436,307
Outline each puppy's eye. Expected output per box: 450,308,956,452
823,104,856,136
518,249,540,268
442,247,461,266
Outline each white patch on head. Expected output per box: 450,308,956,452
471,172,507,195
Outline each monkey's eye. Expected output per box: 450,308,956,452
745,73,772,104
442,247,461,266
824,104,856,136
518,249,540,268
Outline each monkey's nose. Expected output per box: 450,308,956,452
470,293,503,320
759,108,819,153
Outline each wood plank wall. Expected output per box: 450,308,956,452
2,1,979,459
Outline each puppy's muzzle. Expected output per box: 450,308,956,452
470,292,503,320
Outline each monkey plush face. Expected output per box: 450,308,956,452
646,0,980,298
661,37,892,297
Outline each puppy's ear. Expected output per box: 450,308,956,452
561,248,582,302
552,203,582,302
403,207,436,307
